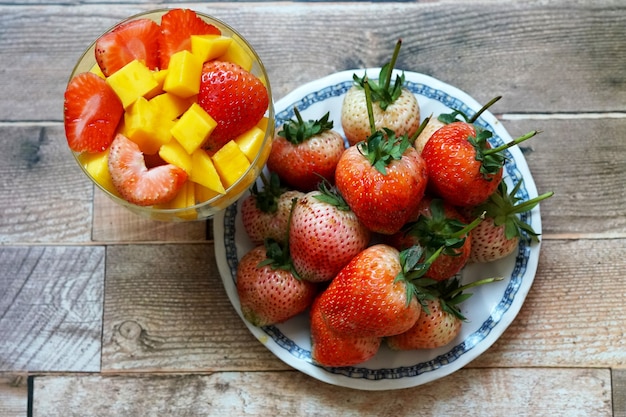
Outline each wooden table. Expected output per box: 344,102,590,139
1,1,625,415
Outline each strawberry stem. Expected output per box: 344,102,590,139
469,95,502,123
409,114,432,145
484,130,539,156
383,39,402,92
449,211,485,239
509,190,554,214
364,79,377,135
447,276,503,299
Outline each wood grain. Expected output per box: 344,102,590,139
0,2,625,122
101,244,287,372
32,368,612,416
0,374,28,417
0,246,103,372
615,369,626,417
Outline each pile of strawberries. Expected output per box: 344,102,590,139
236,41,552,368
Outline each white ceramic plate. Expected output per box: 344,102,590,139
214,69,541,390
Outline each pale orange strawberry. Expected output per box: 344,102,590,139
341,40,420,146
310,296,381,367
236,244,317,327
241,173,305,245
107,134,187,206
289,183,370,283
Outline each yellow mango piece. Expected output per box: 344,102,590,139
234,126,265,163
149,92,195,120
256,116,270,132
89,63,106,79
212,140,251,188
171,103,217,154
124,97,175,154
106,59,158,108
191,35,233,63
219,35,254,71
163,50,203,98
190,149,226,194
154,181,197,220
195,183,220,204
77,150,122,198
159,139,192,174
145,69,169,99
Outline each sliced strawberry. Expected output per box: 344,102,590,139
95,18,161,76
64,72,124,153
108,134,187,206
198,60,269,152
159,8,220,69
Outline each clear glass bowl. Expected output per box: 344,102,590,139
67,9,274,221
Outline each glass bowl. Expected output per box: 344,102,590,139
66,9,274,221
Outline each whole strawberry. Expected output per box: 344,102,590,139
289,182,370,283
316,244,438,338
466,179,553,263
241,173,304,245
236,242,317,327
388,197,482,281
341,40,420,146
387,276,501,350
335,125,428,235
198,60,269,153
267,108,345,192
310,296,381,367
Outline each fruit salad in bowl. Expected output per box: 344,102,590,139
64,8,274,221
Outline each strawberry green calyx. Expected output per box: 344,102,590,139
404,199,484,257
353,39,405,111
251,172,288,214
438,96,503,125
258,198,301,279
475,179,554,242
278,107,334,145
431,276,503,321
313,180,351,211
470,129,539,178
395,245,444,308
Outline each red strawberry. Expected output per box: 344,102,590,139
236,244,317,327
315,244,434,338
64,72,124,153
388,197,481,281
108,134,187,206
241,173,305,245
267,109,345,192
466,179,553,263
94,18,161,76
198,60,269,153
341,40,421,146
289,183,370,283
387,277,501,350
158,8,220,69
335,127,428,235
310,296,381,367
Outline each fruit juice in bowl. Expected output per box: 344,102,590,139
64,8,274,221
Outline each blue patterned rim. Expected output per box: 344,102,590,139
222,78,532,381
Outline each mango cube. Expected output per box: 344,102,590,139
234,126,265,163
212,140,251,188
190,149,226,194
124,97,175,154
219,35,254,72
159,139,192,174
155,181,197,220
195,183,221,204
106,59,158,108
149,92,194,120
145,69,169,99
171,103,217,154
191,35,233,63
77,150,121,198
163,50,203,98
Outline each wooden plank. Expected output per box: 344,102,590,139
32,368,612,416
614,368,626,417
0,246,103,372
503,117,626,236
471,238,626,369
101,244,287,372
0,125,92,244
0,2,625,122
0,374,28,417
